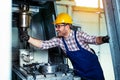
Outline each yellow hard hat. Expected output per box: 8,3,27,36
53,13,73,24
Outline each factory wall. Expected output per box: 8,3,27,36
56,2,115,80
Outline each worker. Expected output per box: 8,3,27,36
20,13,109,80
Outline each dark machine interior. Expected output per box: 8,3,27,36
12,0,65,65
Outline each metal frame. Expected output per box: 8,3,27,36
103,0,120,79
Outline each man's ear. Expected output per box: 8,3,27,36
66,25,70,29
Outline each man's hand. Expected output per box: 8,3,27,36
102,35,110,43
20,32,30,42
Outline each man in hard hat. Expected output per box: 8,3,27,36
21,13,109,80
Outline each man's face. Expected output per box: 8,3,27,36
55,24,68,37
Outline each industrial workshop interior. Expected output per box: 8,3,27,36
1,0,120,80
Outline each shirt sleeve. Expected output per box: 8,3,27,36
40,37,60,50
78,31,97,44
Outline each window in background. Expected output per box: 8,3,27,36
75,0,103,8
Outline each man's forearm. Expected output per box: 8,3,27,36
28,37,43,48
96,35,109,44
96,37,103,44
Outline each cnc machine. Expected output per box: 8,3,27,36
12,0,81,80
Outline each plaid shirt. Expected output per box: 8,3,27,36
41,30,97,53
